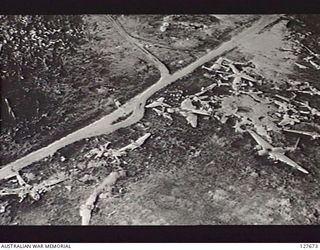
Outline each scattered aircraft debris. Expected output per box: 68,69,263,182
147,95,212,128
0,201,8,214
197,55,316,174
288,81,320,96
177,98,211,128
309,60,320,70
278,113,301,127
118,133,151,152
274,99,298,114
201,57,228,71
233,117,251,133
192,83,217,97
243,90,271,104
247,129,309,174
87,142,111,159
146,97,171,108
146,97,173,120
202,57,258,95
142,54,318,174
217,94,279,141
4,98,16,120
160,21,170,32
114,99,122,108
86,133,151,163
294,41,320,70
226,63,257,93
275,93,296,102
294,100,320,118
0,172,67,202
60,156,67,162
295,62,308,69
152,107,173,120
176,21,208,30
80,170,126,225
300,43,320,59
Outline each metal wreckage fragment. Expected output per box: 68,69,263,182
144,56,320,174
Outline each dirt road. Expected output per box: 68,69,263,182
0,15,281,180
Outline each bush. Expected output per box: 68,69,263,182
0,15,85,82
0,15,86,128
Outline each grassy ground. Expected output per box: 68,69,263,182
0,15,159,165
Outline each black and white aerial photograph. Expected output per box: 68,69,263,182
0,14,320,225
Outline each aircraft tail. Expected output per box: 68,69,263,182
286,138,300,152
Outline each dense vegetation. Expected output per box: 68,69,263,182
296,15,320,34
1,15,86,127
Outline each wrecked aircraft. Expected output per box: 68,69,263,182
247,129,309,174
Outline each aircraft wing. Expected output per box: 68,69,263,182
162,112,173,121
247,129,272,149
229,64,240,74
157,97,165,102
284,129,319,138
134,133,151,147
195,83,217,96
272,152,309,174
186,113,198,128
157,97,171,107
215,57,224,65
192,109,211,116
152,108,162,116
241,73,256,82
121,133,151,151
146,101,161,108
181,98,197,111
283,129,305,135
146,97,170,108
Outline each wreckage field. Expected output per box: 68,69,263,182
0,15,320,225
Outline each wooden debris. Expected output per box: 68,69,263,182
79,170,126,225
